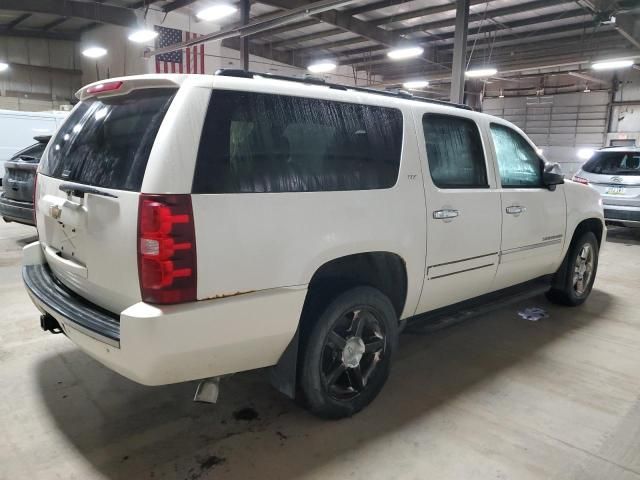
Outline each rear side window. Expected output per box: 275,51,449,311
490,123,542,188
422,113,488,188
582,151,640,176
40,89,176,191
192,91,403,193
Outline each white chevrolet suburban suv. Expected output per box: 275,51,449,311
23,71,605,418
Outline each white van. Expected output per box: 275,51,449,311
22,72,604,418
0,109,68,184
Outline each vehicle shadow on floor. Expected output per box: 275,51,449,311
35,291,613,480
605,226,640,246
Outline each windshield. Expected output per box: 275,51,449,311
583,151,640,176
40,88,176,191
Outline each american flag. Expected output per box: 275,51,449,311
155,26,205,74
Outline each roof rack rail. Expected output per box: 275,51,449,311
214,69,472,110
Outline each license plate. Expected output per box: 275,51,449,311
606,186,625,195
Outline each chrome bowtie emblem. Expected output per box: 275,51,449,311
50,205,62,219
611,176,623,184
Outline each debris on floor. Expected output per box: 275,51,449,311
518,307,549,322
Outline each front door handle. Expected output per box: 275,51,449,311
433,209,459,220
506,205,526,215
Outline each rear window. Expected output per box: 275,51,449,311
583,151,640,176
192,90,403,193
11,142,46,162
40,89,176,191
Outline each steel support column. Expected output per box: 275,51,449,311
450,0,470,104
240,0,251,70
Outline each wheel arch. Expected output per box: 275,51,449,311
269,251,408,399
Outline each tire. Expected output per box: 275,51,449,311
546,231,599,306
299,286,398,419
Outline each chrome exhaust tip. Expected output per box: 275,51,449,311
193,377,220,404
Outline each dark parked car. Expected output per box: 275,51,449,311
0,135,50,226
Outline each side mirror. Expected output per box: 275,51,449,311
542,162,564,190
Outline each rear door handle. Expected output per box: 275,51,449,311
506,205,526,215
433,209,459,220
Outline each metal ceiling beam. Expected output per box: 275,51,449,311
259,0,401,47
222,36,307,68
163,0,199,13
306,8,592,55
0,26,79,41
267,0,493,48
6,13,31,29
392,0,573,34
146,0,359,57
380,0,568,29
41,17,69,31
614,12,640,49
568,71,611,84
342,25,620,69
129,0,165,9
0,0,137,28
270,27,344,48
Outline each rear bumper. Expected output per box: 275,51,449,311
0,194,34,226
22,241,306,386
604,206,640,228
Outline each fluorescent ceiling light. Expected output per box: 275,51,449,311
577,148,595,160
82,47,107,58
196,4,238,21
403,80,429,89
592,59,634,70
387,46,424,60
0,62,8,72
307,61,336,73
465,68,497,77
128,28,158,43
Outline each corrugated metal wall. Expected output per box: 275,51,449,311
0,36,81,111
483,92,609,175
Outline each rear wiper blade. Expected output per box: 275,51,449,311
18,155,37,161
59,183,118,199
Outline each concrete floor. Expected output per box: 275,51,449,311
1,221,640,480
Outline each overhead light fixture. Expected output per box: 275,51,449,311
0,62,8,72
82,47,107,58
128,28,158,43
584,87,591,93
307,60,336,73
196,4,238,21
577,148,595,160
387,46,424,60
403,80,428,89
592,59,634,70
499,89,504,98
465,67,497,78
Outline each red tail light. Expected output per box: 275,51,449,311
572,175,589,185
137,194,197,304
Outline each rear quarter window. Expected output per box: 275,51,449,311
40,89,176,191
192,91,403,193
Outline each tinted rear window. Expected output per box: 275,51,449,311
192,91,403,193
40,89,176,191
583,151,640,176
11,142,46,162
